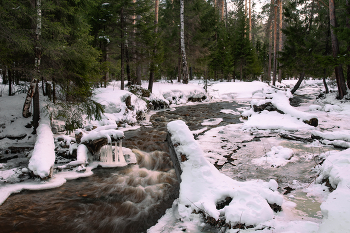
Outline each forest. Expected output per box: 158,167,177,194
1,0,349,101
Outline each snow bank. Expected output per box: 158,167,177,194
93,87,147,126
209,81,270,99
312,130,350,142
243,111,313,131
315,149,350,233
252,146,295,167
166,120,283,227
268,91,317,121
146,82,207,105
28,123,55,178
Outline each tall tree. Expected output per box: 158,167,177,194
180,0,189,84
329,0,347,98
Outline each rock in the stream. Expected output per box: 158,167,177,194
51,120,66,134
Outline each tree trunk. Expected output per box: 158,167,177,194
291,72,305,94
323,69,329,94
278,0,283,83
178,51,182,82
8,69,12,96
53,80,56,104
180,0,189,84
120,7,125,90
329,0,347,98
221,0,225,21
104,44,109,88
32,82,40,134
148,0,159,92
273,0,277,86
346,0,350,89
267,3,273,83
249,0,252,40
22,79,37,117
126,44,131,85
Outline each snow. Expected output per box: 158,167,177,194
243,110,313,131
3,79,350,232
80,129,124,144
166,120,283,227
315,149,350,233
28,122,55,178
252,146,295,167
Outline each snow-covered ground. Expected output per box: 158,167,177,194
1,78,350,232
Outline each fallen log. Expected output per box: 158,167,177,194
279,133,314,143
166,132,183,182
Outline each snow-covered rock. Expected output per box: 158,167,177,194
166,120,283,227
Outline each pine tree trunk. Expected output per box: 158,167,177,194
104,44,109,88
221,0,225,21
32,82,40,134
120,7,125,90
267,1,273,82
278,0,283,83
8,69,12,96
180,0,189,84
126,44,131,85
249,0,252,40
329,0,347,98
148,0,159,92
53,80,56,104
346,0,350,89
291,72,305,94
273,0,277,86
323,69,329,94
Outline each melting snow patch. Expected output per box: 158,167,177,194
252,146,295,167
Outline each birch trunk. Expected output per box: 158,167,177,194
23,0,41,119
329,0,346,98
180,0,189,84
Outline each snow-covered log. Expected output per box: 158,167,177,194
81,129,124,154
28,123,55,179
167,120,283,228
252,91,318,126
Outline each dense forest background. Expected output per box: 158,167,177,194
1,0,349,100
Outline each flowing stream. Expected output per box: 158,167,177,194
0,100,331,232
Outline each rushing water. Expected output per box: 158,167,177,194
0,100,332,231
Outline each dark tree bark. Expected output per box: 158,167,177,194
273,0,277,86
8,69,12,96
125,44,131,85
291,72,305,94
120,7,125,90
148,0,159,92
346,0,350,89
32,82,40,134
329,0,347,98
323,70,329,94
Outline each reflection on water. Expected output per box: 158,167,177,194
287,191,322,220
0,150,179,233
